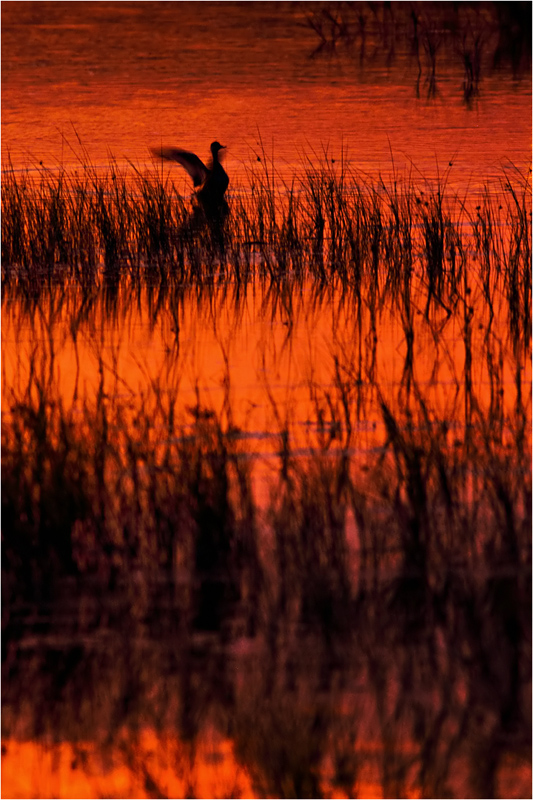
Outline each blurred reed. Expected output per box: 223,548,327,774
2,326,530,796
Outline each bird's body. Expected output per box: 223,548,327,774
151,141,229,210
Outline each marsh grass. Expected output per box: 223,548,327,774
2,154,531,796
3,155,531,342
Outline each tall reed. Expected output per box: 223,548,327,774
3,157,530,337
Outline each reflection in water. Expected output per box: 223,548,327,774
2,218,531,796
1,3,530,184
1,2,531,784
2,733,255,799
306,2,532,102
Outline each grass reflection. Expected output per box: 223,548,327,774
2,305,531,797
1,162,531,798
305,2,532,102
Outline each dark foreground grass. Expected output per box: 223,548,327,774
2,329,531,796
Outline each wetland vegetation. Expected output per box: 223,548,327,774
2,152,531,797
2,149,531,319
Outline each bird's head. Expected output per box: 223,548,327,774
211,141,226,154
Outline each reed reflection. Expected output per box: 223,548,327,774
2,158,531,798
305,2,532,103
2,344,530,797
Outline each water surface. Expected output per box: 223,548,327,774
2,1,531,190
2,3,531,798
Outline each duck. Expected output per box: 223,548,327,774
151,140,229,210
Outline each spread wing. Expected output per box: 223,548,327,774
150,146,208,187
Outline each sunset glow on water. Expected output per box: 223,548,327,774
2,3,531,798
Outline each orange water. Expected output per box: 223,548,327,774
2,730,531,799
3,276,529,457
2,4,531,798
2,2,531,191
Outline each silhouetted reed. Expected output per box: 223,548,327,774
3,156,531,347
2,151,531,796
2,154,530,288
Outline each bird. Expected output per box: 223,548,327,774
151,140,229,211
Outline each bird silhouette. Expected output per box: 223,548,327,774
151,140,229,212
